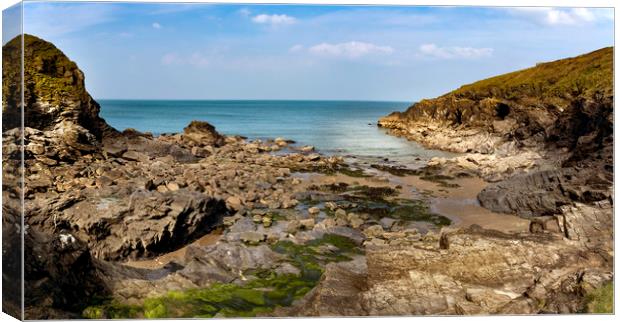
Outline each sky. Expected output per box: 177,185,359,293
2,2,615,101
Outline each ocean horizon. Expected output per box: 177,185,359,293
98,99,450,162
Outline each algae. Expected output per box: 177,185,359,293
83,234,361,319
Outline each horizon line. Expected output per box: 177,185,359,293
95,98,416,103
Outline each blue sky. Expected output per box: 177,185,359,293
5,2,615,101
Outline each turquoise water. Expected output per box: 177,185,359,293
98,100,450,163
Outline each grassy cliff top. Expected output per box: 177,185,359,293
446,47,613,101
3,34,87,108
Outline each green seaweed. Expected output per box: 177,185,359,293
370,164,419,176
349,185,398,200
390,203,452,226
419,174,460,188
338,167,371,178
83,234,362,319
271,233,362,278
342,196,451,227
309,182,350,193
82,274,317,319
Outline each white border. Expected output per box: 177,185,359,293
0,1,617,322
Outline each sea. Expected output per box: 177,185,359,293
98,100,453,164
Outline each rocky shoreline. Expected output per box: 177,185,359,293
2,35,613,319
374,47,613,314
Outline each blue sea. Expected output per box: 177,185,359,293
98,100,451,164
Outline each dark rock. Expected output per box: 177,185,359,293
58,191,227,260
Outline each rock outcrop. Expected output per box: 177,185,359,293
282,225,612,316
374,48,614,315
379,47,613,221
2,34,116,139
379,47,612,155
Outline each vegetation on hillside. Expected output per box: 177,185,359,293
3,33,87,113
585,282,614,313
448,47,613,102
390,47,614,129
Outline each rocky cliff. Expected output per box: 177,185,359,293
379,47,612,154
2,34,116,138
379,48,613,221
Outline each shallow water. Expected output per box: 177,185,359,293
99,100,453,163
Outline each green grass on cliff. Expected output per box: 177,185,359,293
586,282,613,313
3,34,85,109
450,47,613,101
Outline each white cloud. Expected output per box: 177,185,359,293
188,53,209,68
508,7,609,26
307,41,394,58
161,53,180,65
418,43,493,59
152,22,162,29
289,44,304,53
238,8,251,17
251,14,296,26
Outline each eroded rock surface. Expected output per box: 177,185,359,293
284,225,612,316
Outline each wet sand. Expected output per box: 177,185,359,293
298,169,530,233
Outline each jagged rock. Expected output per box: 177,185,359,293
478,168,612,218
182,120,225,147
362,226,611,315
48,190,228,260
3,34,116,139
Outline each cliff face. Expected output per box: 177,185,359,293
379,48,613,221
2,34,115,138
379,47,613,157
2,34,118,318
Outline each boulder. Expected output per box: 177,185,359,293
182,120,225,147
57,191,227,260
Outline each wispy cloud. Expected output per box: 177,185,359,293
152,22,162,29
161,53,180,65
301,41,394,59
507,7,611,26
251,14,296,26
307,9,440,28
147,4,203,15
23,3,118,38
289,44,304,53
238,8,252,17
188,53,209,67
418,43,493,59
161,52,209,68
